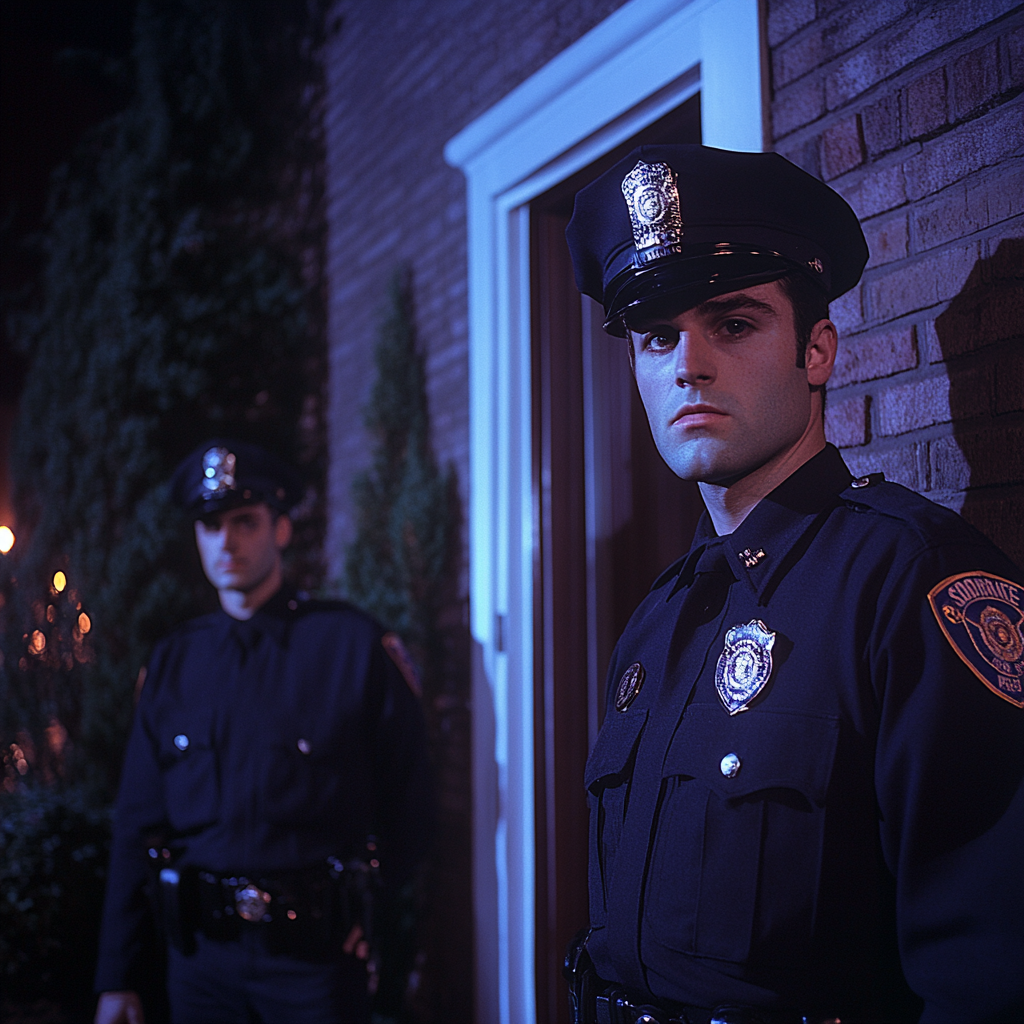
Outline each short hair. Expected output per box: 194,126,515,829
776,271,830,368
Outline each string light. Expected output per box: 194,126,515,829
78,612,92,634
0,526,13,554
53,571,67,592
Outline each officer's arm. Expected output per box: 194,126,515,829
873,547,1024,1023
94,990,144,1024
368,637,434,884
94,651,168,997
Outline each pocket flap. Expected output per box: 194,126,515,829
585,708,648,791
663,704,839,805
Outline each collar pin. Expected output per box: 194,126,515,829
739,547,766,568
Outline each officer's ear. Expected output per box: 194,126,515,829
273,513,293,550
805,318,837,388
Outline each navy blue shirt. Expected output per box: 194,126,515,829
586,445,1023,1023
95,589,431,992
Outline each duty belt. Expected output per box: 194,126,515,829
565,928,842,1024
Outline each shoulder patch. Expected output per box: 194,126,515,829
381,632,422,697
928,572,1024,708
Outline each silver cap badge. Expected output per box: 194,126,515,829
202,446,237,497
621,160,684,267
715,619,776,715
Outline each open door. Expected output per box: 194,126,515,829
530,94,705,1023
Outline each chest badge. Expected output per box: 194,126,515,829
615,662,645,712
928,572,1024,708
715,620,776,715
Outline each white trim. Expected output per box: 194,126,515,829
445,1,763,1021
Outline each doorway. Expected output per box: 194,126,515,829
530,93,705,1023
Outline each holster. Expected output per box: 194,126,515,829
564,927,601,1024
146,841,198,955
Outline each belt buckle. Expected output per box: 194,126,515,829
234,881,271,922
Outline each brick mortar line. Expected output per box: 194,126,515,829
769,1,1024,105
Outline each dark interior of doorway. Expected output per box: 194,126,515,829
531,92,704,1024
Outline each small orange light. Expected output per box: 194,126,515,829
287,910,297,920
29,631,46,655
78,612,91,634
52,571,67,592
0,526,14,554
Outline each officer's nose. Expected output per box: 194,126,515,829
673,330,716,388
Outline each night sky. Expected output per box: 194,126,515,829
0,0,135,528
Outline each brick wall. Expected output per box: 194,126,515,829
321,3,627,1019
768,0,1024,566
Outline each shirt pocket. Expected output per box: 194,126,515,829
157,715,219,834
584,708,648,925
261,721,362,827
644,704,839,964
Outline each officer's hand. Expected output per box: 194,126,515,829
342,923,369,960
95,991,145,1024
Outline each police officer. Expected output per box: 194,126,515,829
563,146,1024,1023
94,440,432,1024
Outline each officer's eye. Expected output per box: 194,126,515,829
640,328,679,351
719,318,753,338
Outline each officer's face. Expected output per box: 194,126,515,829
626,281,835,485
194,503,292,594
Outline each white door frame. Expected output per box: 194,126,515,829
444,2,764,1020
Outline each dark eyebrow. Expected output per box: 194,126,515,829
693,294,779,320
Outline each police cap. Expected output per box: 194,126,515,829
170,439,304,518
566,144,868,336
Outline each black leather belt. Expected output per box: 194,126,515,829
595,988,842,1024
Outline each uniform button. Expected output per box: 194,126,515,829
297,738,311,754
173,734,189,751
720,752,741,778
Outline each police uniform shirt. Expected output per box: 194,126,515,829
585,444,1023,1022
94,588,431,992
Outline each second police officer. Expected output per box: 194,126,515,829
94,441,432,1024
563,146,1023,1023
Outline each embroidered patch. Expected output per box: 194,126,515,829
928,572,1024,708
615,662,645,712
382,632,422,697
715,620,776,715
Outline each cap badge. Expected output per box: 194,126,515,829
615,662,645,712
928,572,1024,708
202,446,237,497
621,161,684,267
715,620,776,715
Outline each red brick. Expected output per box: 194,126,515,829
767,0,816,47
876,368,992,436
772,79,825,138
931,280,1024,358
777,136,821,179
830,326,917,387
903,101,1024,200
825,394,869,447
821,0,913,61
829,281,863,333
775,29,823,89
967,166,1024,233
864,213,909,267
822,115,865,179
918,319,943,363
984,232,1024,282
930,426,1024,489
952,41,1001,120
861,92,901,156
844,443,924,490
906,67,947,138
836,162,907,219
913,166,1024,253
1001,23,1024,91
867,242,981,321
995,347,1024,414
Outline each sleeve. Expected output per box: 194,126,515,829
93,646,170,993
872,544,1024,1023
367,635,434,887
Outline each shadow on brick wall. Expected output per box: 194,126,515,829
934,237,1024,568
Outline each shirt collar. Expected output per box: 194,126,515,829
222,585,295,649
674,445,852,604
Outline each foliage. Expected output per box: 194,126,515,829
0,784,110,1002
2,0,323,800
345,272,459,1022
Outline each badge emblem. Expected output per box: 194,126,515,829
202,446,237,496
928,572,1024,708
615,662,645,712
715,620,776,715
620,161,684,267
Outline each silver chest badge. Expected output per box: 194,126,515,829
715,620,776,715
